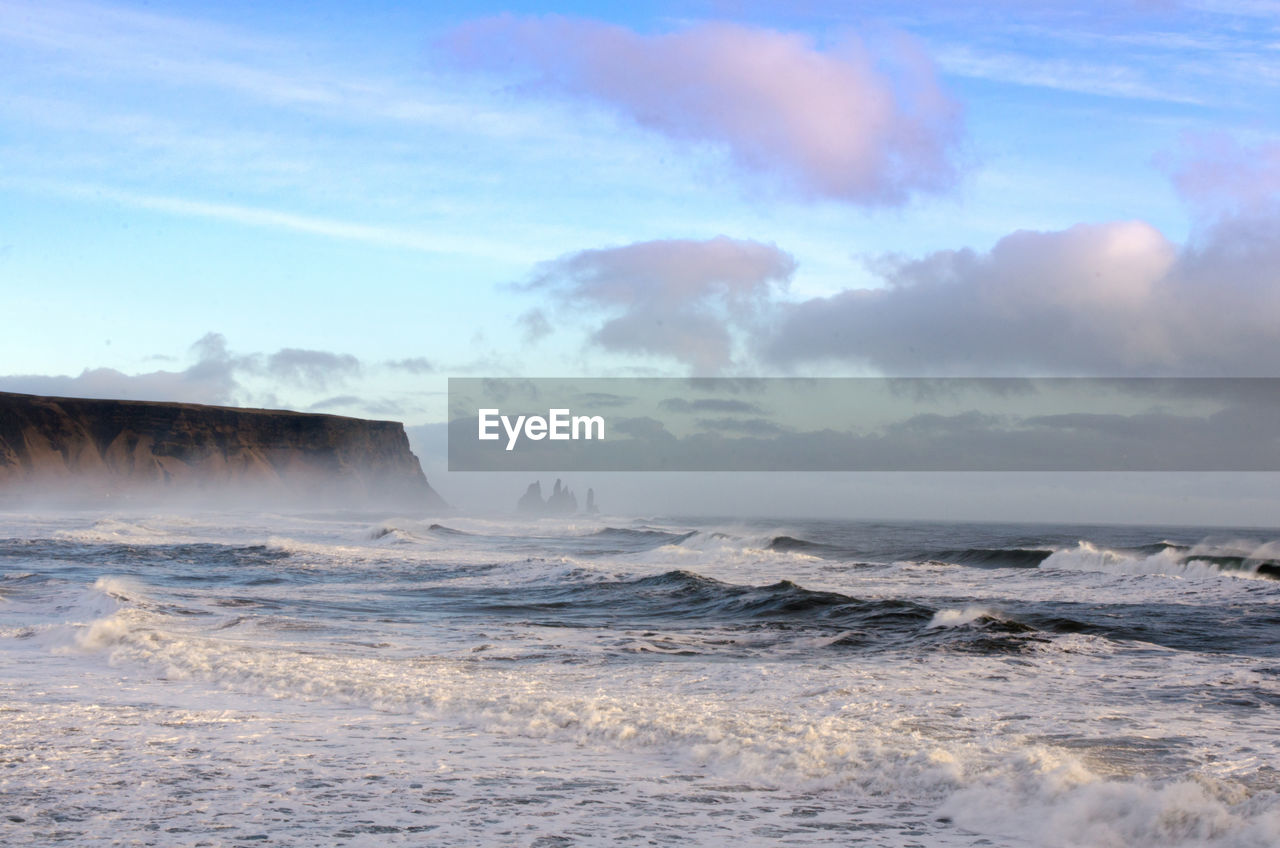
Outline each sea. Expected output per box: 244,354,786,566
1,510,1278,847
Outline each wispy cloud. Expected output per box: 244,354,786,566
0,1,663,264
0,0,459,125
1183,0,1280,17
1168,133,1280,213
0,0,338,106
924,2,1280,110
0,93,317,182
935,46,1204,103
2,179,538,260
0,0,576,135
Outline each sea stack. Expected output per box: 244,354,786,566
516,481,545,513
546,478,577,514
515,478,586,515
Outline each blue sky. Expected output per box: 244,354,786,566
3,1,1280,515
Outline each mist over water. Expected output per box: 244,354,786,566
2,509,1279,846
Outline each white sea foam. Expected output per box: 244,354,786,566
1041,542,1272,581
928,605,999,628
52,612,1276,847
53,517,173,544
4,510,1279,847
941,766,1280,848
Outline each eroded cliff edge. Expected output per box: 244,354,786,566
0,392,447,508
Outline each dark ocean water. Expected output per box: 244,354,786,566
1,511,1278,846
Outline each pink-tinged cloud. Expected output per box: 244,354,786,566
446,17,962,204
764,213,1280,375
529,236,796,372
1169,133,1280,214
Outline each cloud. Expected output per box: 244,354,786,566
307,395,404,417
660,397,764,414
0,332,247,404
695,417,789,436
764,213,1280,375
445,17,962,204
0,333,374,406
518,309,552,344
529,236,795,372
612,416,675,441
386,357,435,375
307,394,361,410
22,182,520,259
934,45,1201,104
266,348,360,389
571,392,635,408
1168,133,1280,214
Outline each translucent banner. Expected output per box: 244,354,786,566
447,377,1280,471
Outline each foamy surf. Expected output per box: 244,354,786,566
1041,541,1280,581
2,511,1277,846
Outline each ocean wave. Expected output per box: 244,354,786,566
939,755,1280,848
463,568,930,629
555,526,698,556
588,527,692,542
9,512,1280,848
61,611,1280,848
441,569,1056,655
1042,542,1280,581
367,524,421,545
766,534,839,553
52,518,175,545
368,522,478,542
685,532,1055,570
935,547,1055,568
427,523,474,536
928,606,1005,629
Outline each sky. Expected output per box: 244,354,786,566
2,0,1279,521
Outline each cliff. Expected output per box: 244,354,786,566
0,392,446,509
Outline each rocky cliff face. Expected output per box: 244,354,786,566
0,392,446,508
